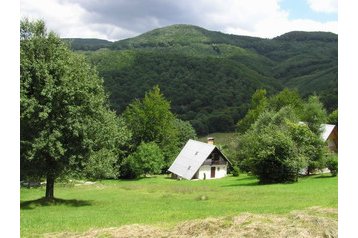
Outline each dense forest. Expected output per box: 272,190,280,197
65,24,337,135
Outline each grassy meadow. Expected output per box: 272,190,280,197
20,173,337,237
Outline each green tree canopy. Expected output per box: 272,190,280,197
268,88,304,114
236,89,268,133
300,95,328,135
238,108,302,183
327,109,338,126
286,121,326,175
20,19,129,198
172,118,197,148
237,106,327,183
122,85,179,166
120,142,164,179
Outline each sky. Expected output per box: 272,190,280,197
20,0,338,41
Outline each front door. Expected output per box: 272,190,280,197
211,167,216,178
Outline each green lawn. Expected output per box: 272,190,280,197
20,174,337,237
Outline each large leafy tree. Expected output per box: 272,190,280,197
238,107,305,183
327,109,338,126
237,88,307,134
286,121,326,175
122,85,179,166
238,105,326,183
268,88,304,114
300,95,327,135
172,118,197,148
236,89,268,133
20,19,128,198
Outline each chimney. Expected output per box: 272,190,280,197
207,137,214,145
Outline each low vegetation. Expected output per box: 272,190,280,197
21,174,337,237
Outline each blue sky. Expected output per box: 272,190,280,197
20,0,338,41
281,0,337,22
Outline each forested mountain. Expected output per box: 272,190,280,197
66,24,338,135
63,38,113,51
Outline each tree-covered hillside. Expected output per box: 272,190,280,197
63,38,113,51
67,24,337,135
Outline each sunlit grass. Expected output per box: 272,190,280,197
20,173,337,237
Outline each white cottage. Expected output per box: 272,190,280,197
321,124,338,152
299,122,338,152
168,138,231,180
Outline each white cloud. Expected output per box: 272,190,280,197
20,0,136,40
190,0,337,38
307,0,338,13
20,0,338,41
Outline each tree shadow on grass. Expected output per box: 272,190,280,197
222,176,261,187
20,197,93,210
223,176,299,187
314,175,335,179
118,176,161,182
223,181,260,187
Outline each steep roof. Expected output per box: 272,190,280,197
321,124,336,141
168,139,227,180
299,122,337,142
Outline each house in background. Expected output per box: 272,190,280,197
321,124,338,152
299,122,338,153
168,138,231,180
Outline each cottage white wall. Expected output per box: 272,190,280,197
197,164,227,179
215,165,227,178
197,165,211,179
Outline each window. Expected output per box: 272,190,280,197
217,167,220,171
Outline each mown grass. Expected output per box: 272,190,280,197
20,173,337,237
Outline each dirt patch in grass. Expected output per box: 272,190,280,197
45,207,337,238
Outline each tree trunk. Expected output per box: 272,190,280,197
45,174,55,199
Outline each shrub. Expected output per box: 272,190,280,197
326,154,338,176
119,154,143,179
232,165,240,177
120,142,164,179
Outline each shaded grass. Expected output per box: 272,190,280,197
20,174,337,237
20,197,93,210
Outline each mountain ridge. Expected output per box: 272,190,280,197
67,24,337,135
